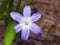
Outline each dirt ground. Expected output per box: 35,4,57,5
0,0,60,45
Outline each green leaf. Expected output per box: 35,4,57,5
0,0,9,16
16,0,22,12
4,19,16,45
7,0,13,14
26,0,34,5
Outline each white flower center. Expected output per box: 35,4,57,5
20,17,31,25
20,17,32,29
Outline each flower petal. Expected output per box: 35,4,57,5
10,12,22,22
14,24,22,33
31,12,41,22
23,6,31,17
30,23,43,34
21,28,30,40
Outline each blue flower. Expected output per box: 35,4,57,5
10,6,43,40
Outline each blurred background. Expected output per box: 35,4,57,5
0,0,60,45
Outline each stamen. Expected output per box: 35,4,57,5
23,21,29,25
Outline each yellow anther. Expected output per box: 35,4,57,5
23,21,28,25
